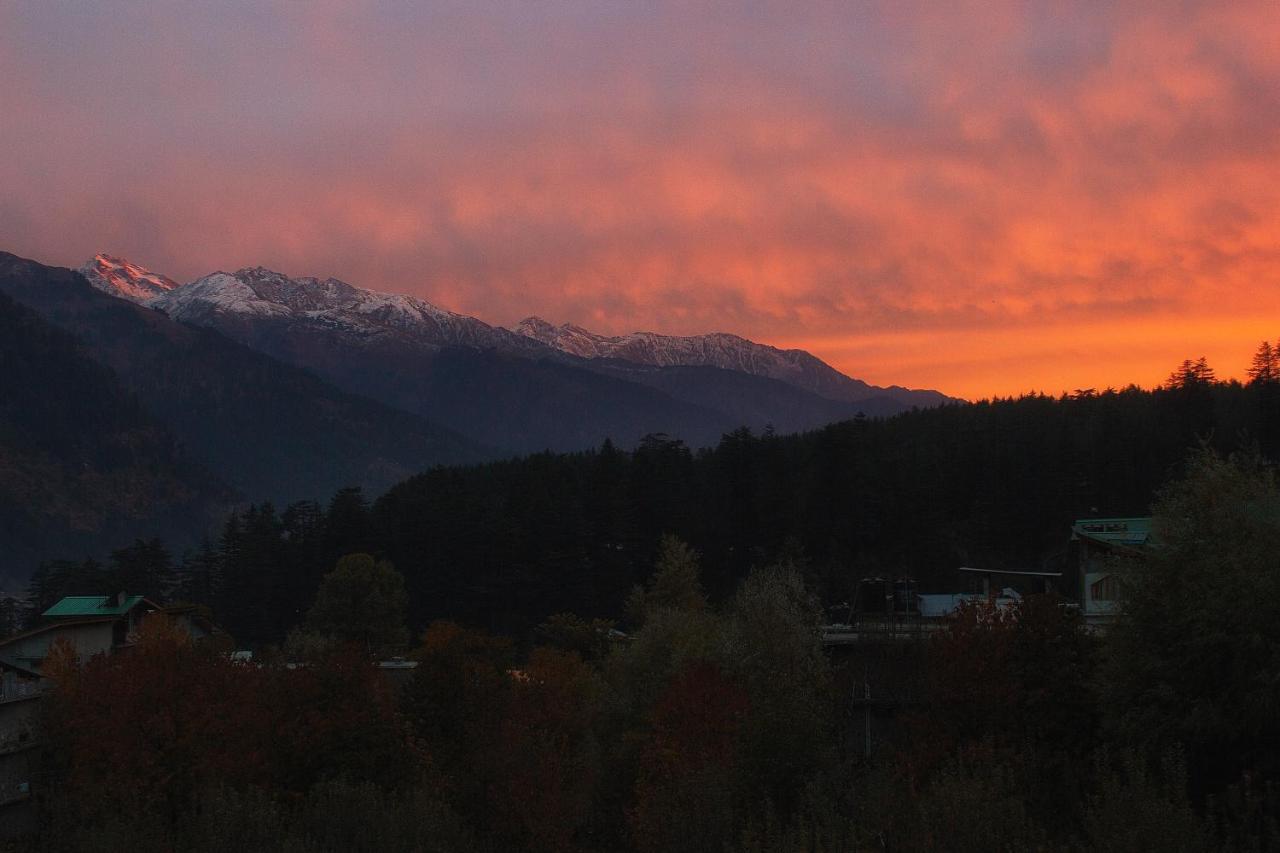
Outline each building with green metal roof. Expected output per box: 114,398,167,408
41,595,151,619
1071,517,1153,625
1,593,161,674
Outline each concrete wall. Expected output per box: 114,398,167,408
1,621,115,672
0,695,41,840
1079,541,1121,621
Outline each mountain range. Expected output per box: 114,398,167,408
512,316,946,408
0,248,952,582
0,252,487,584
81,254,953,451
0,284,228,582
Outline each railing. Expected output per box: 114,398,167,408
0,682,43,704
821,615,945,644
0,779,32,808
0,726,40,757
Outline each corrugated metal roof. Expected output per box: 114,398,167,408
42,595,147,618
1072,517,1152,546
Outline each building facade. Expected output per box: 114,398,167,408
1071,517,1152,626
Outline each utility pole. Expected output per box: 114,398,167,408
864,662,871,757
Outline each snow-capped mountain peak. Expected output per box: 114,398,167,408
514,315,797,367
76,256,951,413
78,254,179,303
147,265,540,352
512,316,952,407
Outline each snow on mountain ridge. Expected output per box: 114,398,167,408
512,316,954,406
78,254,179,303
512,315,886,401
154,271,292,319
80,254,951,408
141,262,538,352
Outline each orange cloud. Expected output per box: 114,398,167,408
2,1,1278,400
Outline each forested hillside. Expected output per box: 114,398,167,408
0,253,486,516
28,354,1277,645
371,369,1280,635
0,291,230,586
22,447,1280,852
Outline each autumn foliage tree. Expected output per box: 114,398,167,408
402,623,604,853
404,620,514,783
630,660,749,853
487,647,603,853
40,616,421,849
40,619,271,838
895,595,1099,838
916,596,1096,757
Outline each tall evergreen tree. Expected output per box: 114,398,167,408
1247,340,1280,385
176,537,221,606
1167,356,1216,388
626,534,706,626
279,500,328,627
24,558,106,626
106,538,174,600
0,596,18,638
325,487,375,564
216,505,286,646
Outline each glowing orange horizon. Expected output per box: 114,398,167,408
2,2,1278,402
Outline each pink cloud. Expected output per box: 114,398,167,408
2,1,1278,399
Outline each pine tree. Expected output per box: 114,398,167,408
325,487,375,563
279,500,327,628
106,538,174,600
230,503,285,646
24,559,105,626
626,534,706,626
25,561,58,626
0,596,18,638
214,512,243,636
1166,357,1216,389
176,537,221,606
1247,340,1280,385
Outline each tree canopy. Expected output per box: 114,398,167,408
302,554,409,656
1103,447,1280,794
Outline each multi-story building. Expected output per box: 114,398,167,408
1071,517,1152,626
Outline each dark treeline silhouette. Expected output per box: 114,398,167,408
18,444,1280,851
8,346,1280,851
371,350,1280,637
19,348,1280,645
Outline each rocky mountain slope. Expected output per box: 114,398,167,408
85,255,955,452
96,255,949,408
0,253,486,508
0,286,230,581
79,253,179,301
513,317,951,408
147,266,739,452
150,265,541,353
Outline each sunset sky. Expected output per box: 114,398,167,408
3,1,1278,399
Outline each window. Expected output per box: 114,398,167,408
1091,575,1117,601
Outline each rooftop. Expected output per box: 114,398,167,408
956,566,1062,578
42,595,150,618
1072,517,1152,547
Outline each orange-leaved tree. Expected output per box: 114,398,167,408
630,659,750,853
